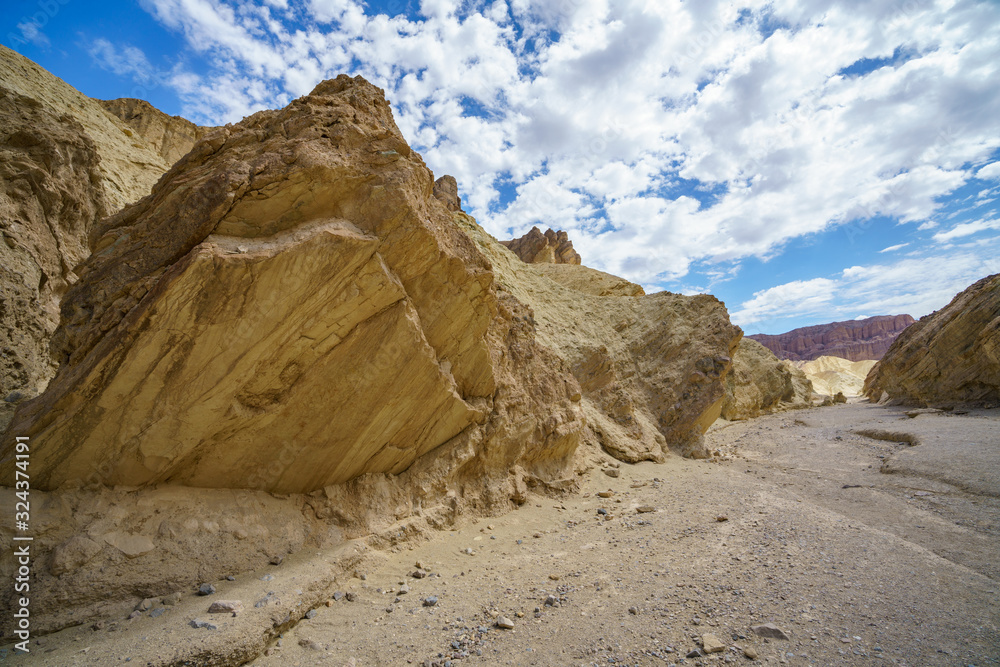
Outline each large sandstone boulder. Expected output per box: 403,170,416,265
501,226,583,265
0,46,173,431
720,338,813,420
864,274,1000,406
0,71,739,634
749,314,914,362
99,97,216,166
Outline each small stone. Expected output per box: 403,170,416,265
269,555,284,566
597,490,615,498
127,611,142,620
597,508,608,516
134,598,156,612
628,606,639,615
226,575,236,581
744,647,759,660
150,607,166,618
208,600,243,614
91,621,105,631
260,574,274,582
190,619,217,630
715,515,728,522
496,616,514,629
162,592,182,606
752,623,790,640
399,584,410,594
686,649,704,658
462,547,476,555
423,596,439,607
544,595,558,607
299,638,322,651
332,591,344,601
197,583,216,596
533,532,542,538
548,574,560,581
636,506,655,514
702,633,725,654
603,468,620,478
305,609,317,619
345,592,357,602
412,569,428,579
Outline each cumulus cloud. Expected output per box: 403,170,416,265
86,0,1000,324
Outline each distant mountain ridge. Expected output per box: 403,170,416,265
749,314,915,362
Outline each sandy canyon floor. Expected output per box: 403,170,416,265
5,402,999,666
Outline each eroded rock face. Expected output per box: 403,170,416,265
749,315,914,362
796,356,877,397
0,46,172,431
461,224,741,461
432,174,462,212
864,274,1000,406
501,226,582,265
721,339,813,421
4,75,581,494
99,97,216,166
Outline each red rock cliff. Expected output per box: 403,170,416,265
748,314,915,362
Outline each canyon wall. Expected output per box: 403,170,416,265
749,314,914,362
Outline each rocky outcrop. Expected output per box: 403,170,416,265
720,339,813,420
749,315,914,362
864,274,1000,406
99,97,216,166
0,72,740,635
432,174,462,212
532,263,645,297
501,226,582,265
797,356,877,397
0,46,172,431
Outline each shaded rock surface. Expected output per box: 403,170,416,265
749,314,914,362
0,46,172,431
432,174,462,212
98,97,216,166
721,339,813,421
864,274,1000,406
501,226,582,265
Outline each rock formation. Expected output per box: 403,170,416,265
749,314,914,362
0,46,173,431
720,339,813,420
796,356,877,397
0,71,740,634
864,274,1000,406
432,174,462,211
99,97,215,166
501,226,582,265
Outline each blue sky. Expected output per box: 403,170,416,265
4,0,999,334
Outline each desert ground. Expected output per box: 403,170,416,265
4,401,998,666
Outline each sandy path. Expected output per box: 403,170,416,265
6,403,998,666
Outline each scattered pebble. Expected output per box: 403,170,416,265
752,623,790,640
208,600,243,614
197,584,215,596
423,596,439,607
496,616,515,629
189,619,217,631
702,633,725,654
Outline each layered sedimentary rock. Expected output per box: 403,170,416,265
99,97,215,166
461,220,740,461
720,339,813,420
797,356,877,397
0,72,740,633
0,46,172,431
864,274,1000,406
749,314,914,362
501,226,583,265
432,174,462,211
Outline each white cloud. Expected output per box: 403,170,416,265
932,217,1000,243
879,243,909,253
89,0,1000,314
977,162,1000,180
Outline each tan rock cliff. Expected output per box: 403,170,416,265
501,226,583,265
0,46,172,431
749,314,914,362
797,356,877,397
864,274,1000,406
99,97,216,166
720,338,813,420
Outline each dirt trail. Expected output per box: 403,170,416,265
5,403,998,666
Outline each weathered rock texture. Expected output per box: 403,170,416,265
720,339,813,420
797,356,877,397
432,174,462,211
864,274,1000,406
501,226,582,265
749,314,914,362
461,220,740,461
99,97,215,166
0,46,172,431
0,72,740,635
